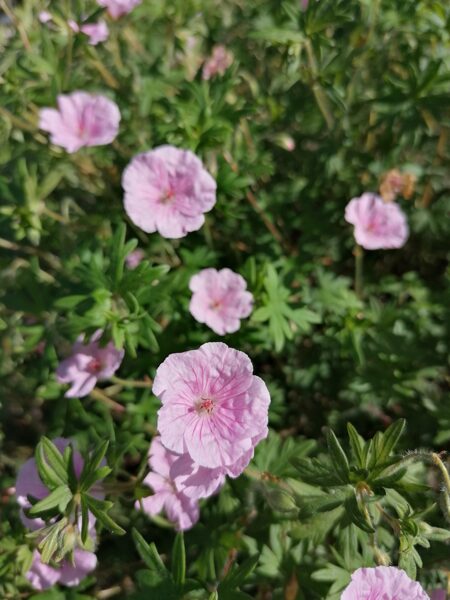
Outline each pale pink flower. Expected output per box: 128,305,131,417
26,548,97,590
345,193,409,250
189,268,253,335
97,0,141,19
15,437,104,531
125,248,145,269
80,21,109,45
154,342,270,470
122,145,216,239
56,331,124,398
136,437,200,531
38,11,52,23
169,451,225,500
68,19,79,33
202,45,233,80
342,566,430,600
39,91,120,153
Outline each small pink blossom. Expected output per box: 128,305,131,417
15,437,104,531
345,193,409,250
39,91,120,153
97,0,141,19
122,145,216,239
189,268,253,335
136,437,200,531
80,21,109,45
342,566,430,600
125,248,145,269
202,45,233,80
68,19,79,33
154,342,270,471
38,11,52,23
56,331,124,398
169,451,226,500
26,548,97,590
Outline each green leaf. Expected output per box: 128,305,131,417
220,555,259,590
85,495,125,535
79,440,109,492
376,419,406,465
132,529,170,580
347,423,365,468
28,485,72,516
325,429,350,483
172,532,186,587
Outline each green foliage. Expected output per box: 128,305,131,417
0,0,449,598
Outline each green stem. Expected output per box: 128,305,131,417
110,375,153,388
355,245,364,298
304,39,335,131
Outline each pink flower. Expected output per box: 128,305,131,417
56,331,124,398
169,451,225,500
38,10,52,23
342,567,430,600
136,437,200,531
122,145,216,239
39,91,120,153
345,192,409,250
202,45,233,80
15,437,104,531
97,0,141,19
26,548,97,590
69,20,109,45
125,248,145,269
189,268,253,335
154,342,270,471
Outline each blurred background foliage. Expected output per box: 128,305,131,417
0,0,449,598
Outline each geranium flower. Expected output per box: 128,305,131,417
15,437,104,531
154,342,270,470
39,91,120,153
26,548,97,590
342,566,430,600
169,451,225,500
202,45,233,80
56,331,124,398
122,145,216,239
136,437,200,531
345,193,409,250
69,20,109,45
189,268,253,335
97,0,141,19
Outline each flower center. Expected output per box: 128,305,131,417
209,300,222,310
160,188,175,204
196,397,215,415
87,358,102,374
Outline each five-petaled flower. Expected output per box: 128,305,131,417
345,192,409,250
136,437,201,531
122,145,217,239
154,342,270,472
56,331,124,398
39,91,120,153
189,268,253,335
342,566,430,600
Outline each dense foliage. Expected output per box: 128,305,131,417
0,0,449,598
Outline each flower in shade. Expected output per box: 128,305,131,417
345,193,409,250
202,45,233,80
169,451,225,500
430,591,446,600
56,331,124,398
136,437,200,531
69,20,109,45
39,91,120,153
125,248,145,269
341,566,430,600
154,342,270,471
97,0,141,19
15,437,104,531
122,145,216,239
26,548,97,590
189,268,253,335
